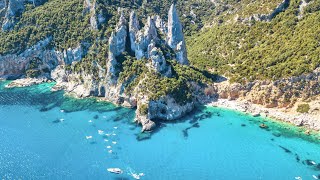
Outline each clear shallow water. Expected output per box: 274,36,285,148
0,81,320,180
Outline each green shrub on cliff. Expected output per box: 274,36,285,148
139,104,149,116
297,104,310,113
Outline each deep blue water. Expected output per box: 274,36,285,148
0,81,320,180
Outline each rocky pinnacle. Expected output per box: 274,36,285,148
167,4,189,65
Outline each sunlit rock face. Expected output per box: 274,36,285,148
167,4,189,65
106,11,127,85
1,0,48,31
83,0,98,30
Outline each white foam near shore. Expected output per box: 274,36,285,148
207,99,320,131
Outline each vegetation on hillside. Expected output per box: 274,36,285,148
0,0,318,87
187,0,320,82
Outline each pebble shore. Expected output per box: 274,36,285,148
207,99,320,132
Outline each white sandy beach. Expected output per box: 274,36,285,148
207,99,320,132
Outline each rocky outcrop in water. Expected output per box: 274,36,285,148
81,5,191,131
0,3,193,132
148,96,194,121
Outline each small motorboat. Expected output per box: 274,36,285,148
132,173,140,179
86,136,93,139
107,168,123,174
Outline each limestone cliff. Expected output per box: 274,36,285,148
0,3,197,132
83,0,98,30
237,0,290,23
167,4,189,65
1,0,47,31
51,4,193,132
0,37,88,79
215,68,320,109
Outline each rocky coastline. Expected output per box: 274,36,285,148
5,77,51,88
208,97,320,132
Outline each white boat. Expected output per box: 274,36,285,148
107,168,123,174
98,130,104,135
112,141,117,144
313,175,319,179
132,173,140,179
86,136,93,139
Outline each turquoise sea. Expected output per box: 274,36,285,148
0,81,320,180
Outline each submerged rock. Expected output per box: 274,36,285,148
278,145,292,154
136,132,152,141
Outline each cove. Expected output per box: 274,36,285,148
0,81,320,180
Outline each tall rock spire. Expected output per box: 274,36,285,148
167,4,189,65
106,11,127,85
129,11,140,52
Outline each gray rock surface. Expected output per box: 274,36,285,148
2,0,24,31
129,11,140,52
106,11,127,85
0,37,88,79
134,16,158,60
1,0,47,31
239,0,290,22
167,4,189,65
148,96,194,121
83,0,98,30
149,45,172,77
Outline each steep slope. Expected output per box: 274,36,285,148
188,0,320,82
0,1,216,131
